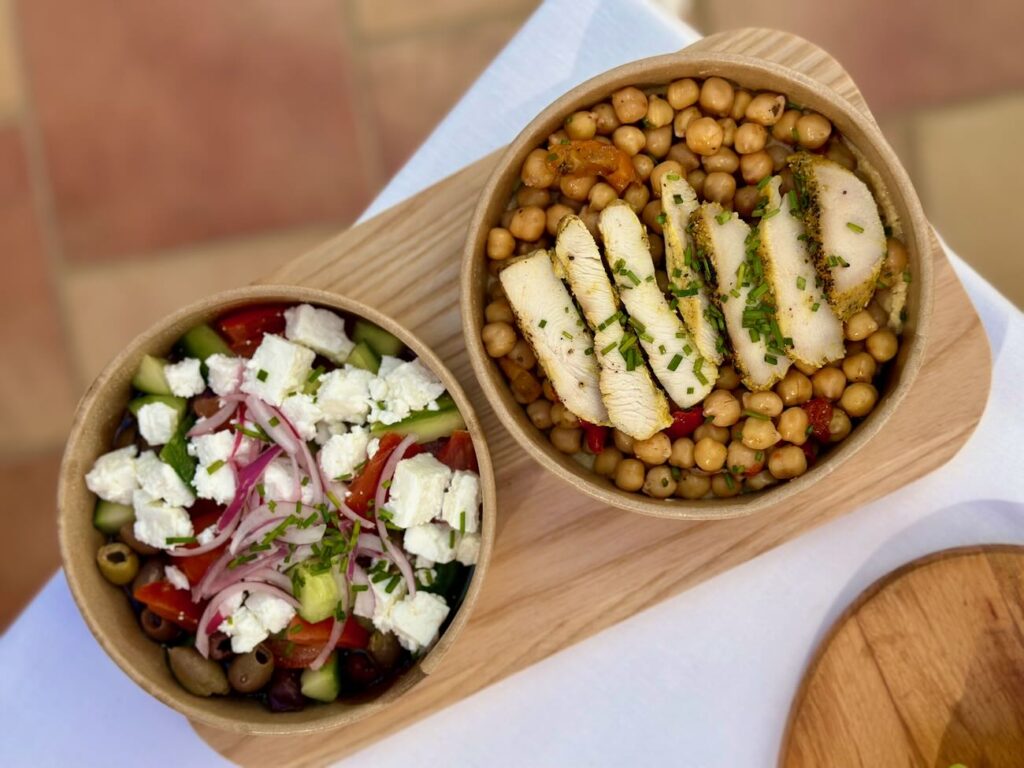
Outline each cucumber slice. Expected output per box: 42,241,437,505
346,341,381,374
353,320,404,357
371,396,465,442
128,394,188,420
300,653,340,702
93,500,134,535
132,355,172,395
180,324,232,361
295,563,340,623
159,414,197,484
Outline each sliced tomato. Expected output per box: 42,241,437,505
268,616,370,668
168,502,226,583
266,641,323,669
434,430,479,472
802,398,833,442
346,432,424,514
133,580,204,632
665,407,704,440
216,304,288,358
579,421,609,454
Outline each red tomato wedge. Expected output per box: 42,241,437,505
665,407,704,440
345,433,423,514
579,422,609,454
216,304,288,357
169,502,226,583
802,398,833,442
268,616,370,668
133,581,205,632
433,430,478,472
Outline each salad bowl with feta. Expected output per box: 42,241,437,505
58,286,494,734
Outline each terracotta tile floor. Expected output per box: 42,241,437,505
1,0,1021,630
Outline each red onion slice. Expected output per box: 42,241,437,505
196,582,299,658
246,396,299,455
309,617,344,671
187,399,239,437
199,547,284,599
374,433,418,513
242,568,293,593
369,434,418,597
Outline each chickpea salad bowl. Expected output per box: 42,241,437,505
463,50,931,519
58,286,495,734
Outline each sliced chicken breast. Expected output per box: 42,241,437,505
758,176,845,367
660,173,726,365
789,152,886,319
554,216,671,440
599,201,717,406
499,250,609,427
689,204,792,391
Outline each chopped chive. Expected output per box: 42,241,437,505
600,342,617,355
682,344,692,355
385,575,401,594
623,269,641,286
756,175,772,190
256,369,268,382
165,536,197,545
764,354,778,365
206,459,225,475
459,510,466,534
902,270,912,284
796,276,806,291
561,330,573,340
672,193,684,204
743,409,770,421
538,319,547,328
668,354,683,371
715,211,731,225
584,347,594,356
846,221,864,234
761,207,780,219
811,302,820,312
656,213,667,226
687,386,694,394
787,189,800,214
666,173,681,181
658,344,666,355
269,416,280,427
448,529,456,548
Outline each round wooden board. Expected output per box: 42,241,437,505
780,546,1024,768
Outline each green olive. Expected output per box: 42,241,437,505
368,630,402,670
140,608,180,643
167,646,230,697
96,542,139,586
228,645,275,693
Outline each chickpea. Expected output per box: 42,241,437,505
742,417,781,450
727,440,763,475
631,432,670,465
612,86,648,124
650,161,684,197
717,118,737,147
768,445,807,479
795,113,832,149
643,466,677,498
507,338,536,369
766,143,790,172
486,227,515,260
827,408,852,442
560,175,597,202
703,389,741,427
694,423,730,444
842,352,877,383
521,148,556,188
866,300,888,327
703,172,736,204
546,203,574,236
644,125,673,158
517,187,551,208
746,470,778,491
717,364,740,389
645,95,674,128
703,146,739,174
812,367,846,400
509,206,546,241
693,437,726,472
623,182,650,213
594,447,623,477
734,122,767,155
667,78,699,109
667,142,701,172
687,168,707,197
669,437,695,468
739,150,773,186
844,310,879,341
676,470,711,499
565,110,597,140
846,340,866,357
777,407,810,445
578,207,600,239
746,92,787,126
543,378,559,402
615,458,646,491
588,182,618,211
632,153,655,182
673,105,702,138
743,391,783,418
794,359,819,376
884,237,909,279
772,109,802,143
712,473,741,497
550,426,582,454
650,235,665,267
686,117,724,156
526,399,553,430
730,89,753,121
550,402,581,429
500,358,542,404
592,102,620,135
655,268,669,292
642,200,664,233
548,129,569,146
516,237,547,255
866,329,898,363
613,428,634,454
699,77,734,117
779,167,795,194
482,322,516,358
825,137,856,170
734,185,760,218
613,125,646,156
840,382,878,418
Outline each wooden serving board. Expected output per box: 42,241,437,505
780,546,1024,767
194,28,992,765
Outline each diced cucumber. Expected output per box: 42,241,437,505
132,355,172,395
353,320,405,357
295,563,339,623
93,500,134,535
159,414,197,484
300,653,340,702
346,341,381,374
180,324,232,361
127,394,188,420
371,395,465,442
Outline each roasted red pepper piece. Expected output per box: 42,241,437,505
802,398,833,442
665,407,704,440
433,430,479,472
545,140,637,193
216,304,288,357
133,581,204,632
579,421,609,454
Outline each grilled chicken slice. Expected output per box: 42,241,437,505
599,202,716,406
554,216,671,440
789,152,886,319
758,176,844,367
660,173,726,365
689,204,791,391
499,250,609,427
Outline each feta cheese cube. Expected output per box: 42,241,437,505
386,454,451,529
85,446,138,505
440,470,481,534
263,457,314,504
132,488,193,550
164,565,189,591
377,355,403,378
416,565,438,589
455,532,481,566
353,560,406,632
193,462,236,505
187,431,235,467
366,437,380,460
315,419,347,446
136,451,195,507
164,358,205,397
414,555,435,569
196,525,218,545
137,402,180,446
317,366,375,424
206,354,244,396
368,358,446,425
245,592,296,634
319,427,370,481
241,334,315,406
222,605,266,654
280,393,323,441
403,523,456,564
284,304,354,363
391,592,450,653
